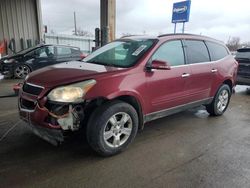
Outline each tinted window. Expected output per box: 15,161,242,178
152,40,185,66
29,46,54,58
71,48,80,55
57,47,72,56
235,49,250,59
185,40,210,64
206,41,229,61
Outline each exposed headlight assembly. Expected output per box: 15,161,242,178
47,79,96,103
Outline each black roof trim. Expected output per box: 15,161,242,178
159,33,205,37
158,33,213,38
237,48,250,52
158,33,225,44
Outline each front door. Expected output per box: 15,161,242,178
146,40,191,113
27,46,56,70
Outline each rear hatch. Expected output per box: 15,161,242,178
235,48,250,78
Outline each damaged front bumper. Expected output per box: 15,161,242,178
19,84,85,145
21,116,64,146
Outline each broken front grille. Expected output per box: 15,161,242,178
20,98,36,110
23,83,43,96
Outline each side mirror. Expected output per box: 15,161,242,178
150,60,171,70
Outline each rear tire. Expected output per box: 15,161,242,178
206,84,231,116
87,100,138,156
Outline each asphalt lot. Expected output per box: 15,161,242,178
0,78,250,188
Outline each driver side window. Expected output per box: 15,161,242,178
29,46,55,58
152,40,185,66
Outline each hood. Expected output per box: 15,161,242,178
1,54,23,61
26,61,124,87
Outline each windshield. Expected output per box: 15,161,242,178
236,50,250,59
84,39,156,67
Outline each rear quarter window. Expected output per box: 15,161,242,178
206,41,229,61
71,48,80,55
184,40,210,64
57,47,72,56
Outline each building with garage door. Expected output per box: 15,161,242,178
0,0,43,56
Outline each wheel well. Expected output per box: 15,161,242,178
223,79,233,92
23,64,32,71
85,96,144,131
115,95,144,131
14,64,32,72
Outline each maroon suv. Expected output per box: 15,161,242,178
18,34,238,156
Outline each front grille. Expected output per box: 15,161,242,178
20,98,36,110
23,83,43,95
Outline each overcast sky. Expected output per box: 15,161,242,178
41,0,250,43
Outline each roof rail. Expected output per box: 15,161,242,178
158,33,204,37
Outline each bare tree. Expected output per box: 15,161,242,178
241,41,250,48
72,27,93,37
226,37,240,51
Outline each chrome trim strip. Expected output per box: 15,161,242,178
171,61,214,69
26,82,45,89
19,106,35,113
144,97,213,123
181,73,190,78
18,98,37,113
22,91,40,97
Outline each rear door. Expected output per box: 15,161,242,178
183,40,213,102
71,47,82,60
205,41,231,92
146,40,192,113
55,46,74,64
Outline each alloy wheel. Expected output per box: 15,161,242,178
103,112,133,148
15,65,30,78
217,89,229,113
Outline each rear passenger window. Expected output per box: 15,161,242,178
206,41,229,61
57,47,71,56
184,40,210,64
71,48,80,55
152,40,185,66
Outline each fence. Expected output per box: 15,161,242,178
44,34,94,53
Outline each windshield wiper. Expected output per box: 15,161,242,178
85,60,119,67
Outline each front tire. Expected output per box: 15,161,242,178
206,84,231,116
14,65,30,79
87,100,139,156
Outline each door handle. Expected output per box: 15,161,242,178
211,68,218,73
181,73,190,78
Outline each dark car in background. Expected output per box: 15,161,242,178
235,48,250,86
0,44,85,79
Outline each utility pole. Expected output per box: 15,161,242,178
74,11,77,35
100,0,116,45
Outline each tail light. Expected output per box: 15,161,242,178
80,53,87,59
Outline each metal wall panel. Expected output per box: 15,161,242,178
0,0,41,55
44,34,94,53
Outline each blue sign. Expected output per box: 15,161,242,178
172,1,191,23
